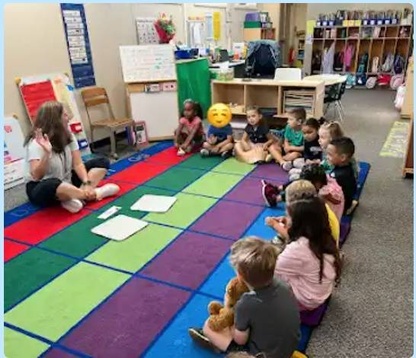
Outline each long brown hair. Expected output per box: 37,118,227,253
287,196,342,284
24,101,72,153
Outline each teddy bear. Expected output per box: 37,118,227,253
207,277,249,332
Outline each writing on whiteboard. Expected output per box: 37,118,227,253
119,45,176,83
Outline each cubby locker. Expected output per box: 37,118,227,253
212,83,245,115
368,39,384,74
345,40,359,73
347,26,360,39
334,39,346,72
385,25,400,39
245,85,279,114
311,40,324,74
357,39,371,73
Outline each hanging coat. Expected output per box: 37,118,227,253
322,42,335,74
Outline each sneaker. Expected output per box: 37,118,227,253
188,328,220,353
95,183,120,201
289,173,300,182
281,161,293,171
200,148,210,157
346,200,359,216
61,199,83,213
221,150,232,159
261,182,278,207
177,148,186,156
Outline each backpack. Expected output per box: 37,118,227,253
382,53,394,72
346,73,356,89
394,55,405,74
357,53,368,74
311,51,322,73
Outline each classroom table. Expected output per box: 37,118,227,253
303,74,346,86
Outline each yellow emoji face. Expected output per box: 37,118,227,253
207,103,232,128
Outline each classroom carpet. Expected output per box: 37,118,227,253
4,143,371,358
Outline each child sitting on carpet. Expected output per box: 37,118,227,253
268,108,305,171
272,195,342,311
265,180,340,249
189,237,300,358
174,99,205,156
326,137,358,215
200,119,234,159
234,106,275,164
288,118,323,181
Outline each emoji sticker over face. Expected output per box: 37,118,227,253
207,103,232,128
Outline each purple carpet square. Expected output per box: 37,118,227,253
140,232,231,289
224,177,266,205
59,277,190,357
339,220,351,246
249,164,289,182
189,201,264,239
43,348,80,358
300,298,330,326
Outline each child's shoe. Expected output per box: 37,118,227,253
261,180,278,207
177,148,186,156
188,328,220,354
61,199,83,213
265,154,273,163
200,148,210,157
221,150,232,159
281,161,293,171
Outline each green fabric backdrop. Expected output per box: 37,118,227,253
176,58,212,118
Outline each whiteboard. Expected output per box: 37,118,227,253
129,91,178,139
119,45,177,83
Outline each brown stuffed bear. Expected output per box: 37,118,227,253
207,277,249,332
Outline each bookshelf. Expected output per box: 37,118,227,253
310,24,413,76
211,79,324,129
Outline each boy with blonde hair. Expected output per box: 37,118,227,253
189,237,300,358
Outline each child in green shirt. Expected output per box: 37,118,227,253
268,108,305,171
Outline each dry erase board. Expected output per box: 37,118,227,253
119,45,177,83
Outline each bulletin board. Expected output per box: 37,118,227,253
16,73,91,156
4,115,25,190
136,17,159,44
119,45,177,83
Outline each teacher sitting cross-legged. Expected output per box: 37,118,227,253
24,101,119,213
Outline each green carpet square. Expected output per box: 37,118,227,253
5,248,77,312
145,166,206,191
183,172,243,198
212,158,254,175
143,192,217,228
87,224,181,272
5,262,129,342
100,186,176,216
177,154,223,171
5,327,49,357
39,214,107,258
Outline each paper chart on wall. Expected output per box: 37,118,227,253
119,45,177,83
4,115,25,189
17,73,91,155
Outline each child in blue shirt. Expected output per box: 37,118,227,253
200,122,234,158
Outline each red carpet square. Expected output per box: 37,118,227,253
58,277,190,357
4,207,90,245
4,240,30,262
109,161,171,184
145,147,190,165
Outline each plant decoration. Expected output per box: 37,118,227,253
154,13,176,44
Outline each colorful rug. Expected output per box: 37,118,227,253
4,143,371,357
380,120,410,158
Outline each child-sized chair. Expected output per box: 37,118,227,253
81,86,135,159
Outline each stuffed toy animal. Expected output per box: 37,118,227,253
207,277,249,332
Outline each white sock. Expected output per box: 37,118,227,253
95,183,120,201
61,199,84,213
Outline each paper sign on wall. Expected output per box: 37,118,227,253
4,116,25,190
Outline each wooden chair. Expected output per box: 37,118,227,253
81,87,135,159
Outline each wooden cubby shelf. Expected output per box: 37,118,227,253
311,24,413,76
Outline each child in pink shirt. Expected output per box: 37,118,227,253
299,163,344,221
174,99,205,156
273,195,342,310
